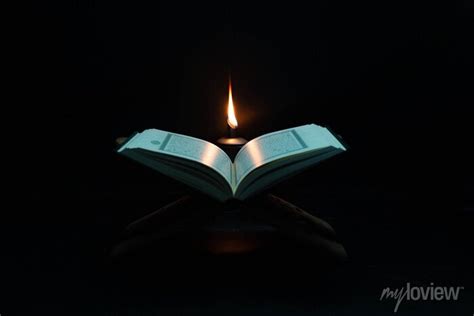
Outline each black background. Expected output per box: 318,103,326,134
6,1,474,314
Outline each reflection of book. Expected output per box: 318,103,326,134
117,124,346,201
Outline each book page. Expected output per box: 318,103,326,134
234,124,345,185
119,129,233,183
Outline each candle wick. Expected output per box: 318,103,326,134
227,125,236,138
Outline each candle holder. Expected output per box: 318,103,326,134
217,137,247,159
111,137,347,261
216,127,247,160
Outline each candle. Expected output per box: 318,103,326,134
217,79,247,160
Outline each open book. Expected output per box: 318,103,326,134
117,124,346,201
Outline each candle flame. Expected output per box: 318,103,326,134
227,82,238,129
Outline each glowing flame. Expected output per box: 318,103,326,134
227,82,238,129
